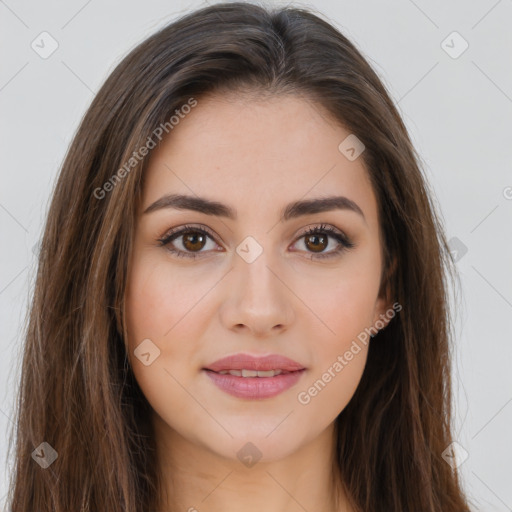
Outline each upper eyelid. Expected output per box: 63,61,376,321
160,224,219,244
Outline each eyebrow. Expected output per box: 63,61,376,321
143,193,366,223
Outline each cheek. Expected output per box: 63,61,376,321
124,253,223,389
299,344,369,406
291,259,379,416
289,232,382,325
295,263,381,344
124,257,209,423
124,256,185,388
125,255,209,344
297,320,369,425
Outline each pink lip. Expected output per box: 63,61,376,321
204,353,305,372
202,353,306,400
204,368,306,399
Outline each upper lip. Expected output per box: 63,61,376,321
203,353,306,372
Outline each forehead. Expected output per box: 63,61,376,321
141,93,379,229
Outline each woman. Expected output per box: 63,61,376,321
6,2,474,511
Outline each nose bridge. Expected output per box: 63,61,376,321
222,234,295,334
236,235,282,303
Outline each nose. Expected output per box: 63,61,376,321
219,245,295,338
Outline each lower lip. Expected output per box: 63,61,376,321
203,369,306,399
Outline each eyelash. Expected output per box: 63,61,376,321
157,223,355,261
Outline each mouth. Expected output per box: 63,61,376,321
205,368,298,377
202,367,306,399
202,352,307,399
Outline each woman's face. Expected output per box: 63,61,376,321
124,92,391,462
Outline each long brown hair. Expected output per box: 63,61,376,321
6,2,474,511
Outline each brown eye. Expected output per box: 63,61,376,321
293,224,355,260
157,225,221,259
182,231,207,252
158,223,354,261
304,233,328,253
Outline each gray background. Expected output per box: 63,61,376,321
1,0,511,510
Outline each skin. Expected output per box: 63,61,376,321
124,92,393,512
